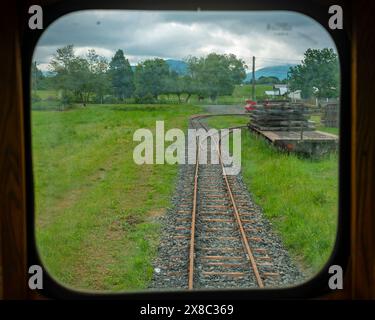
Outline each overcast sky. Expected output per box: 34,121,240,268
34,10,336,72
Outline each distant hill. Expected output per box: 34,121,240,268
130,59,188,75
52,58,293,81
245,64,296,82
164,61,296,81
165,59,188,75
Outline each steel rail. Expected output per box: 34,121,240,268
188,128,199,289
217,144,264,288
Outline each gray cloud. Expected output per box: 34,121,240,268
34,10,336,71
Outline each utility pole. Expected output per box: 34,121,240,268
251,56,255,101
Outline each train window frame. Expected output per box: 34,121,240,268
23,0,351,299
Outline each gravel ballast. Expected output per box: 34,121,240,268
149,114,306,291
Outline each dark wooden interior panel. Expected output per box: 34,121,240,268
0,1,28,299
351,0,375,299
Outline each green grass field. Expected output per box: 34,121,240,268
32,103,202,291
212,84,272,104
207,116,338,276
233,84,273,99
317,126,339,135
33,88,339,287
206,115,249,128
158,84,273,105
35,89,59,100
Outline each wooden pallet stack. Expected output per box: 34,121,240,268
250,101,315,131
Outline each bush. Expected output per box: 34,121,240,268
101,95,117,104
60,91,75,107
31,100,62,111
31,92,41,103
134,93,156,104
156,97,169,104
122,97,136,104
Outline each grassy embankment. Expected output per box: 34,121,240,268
158,84,273,105
33,90,61,110
206,115,338,276
214,84,273,104
33,103,202,291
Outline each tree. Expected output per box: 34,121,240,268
186,53,247,101
288,48,339,99
163,71,182,102
86,49,110,104
68,56,92,104
180,76,198,103
134,58,170,99
31,61,45,91
49,44,76,96
108,49,134,100
49,44,75,73
49,45,92,105
49,45,107,105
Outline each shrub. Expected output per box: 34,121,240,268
31,92,41,102
60,91,75,107
134,93,156,104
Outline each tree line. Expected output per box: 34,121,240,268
288,48,339,99
255,76,287,85
32,45,247,105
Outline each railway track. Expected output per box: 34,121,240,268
186,115,271,289
151,114,302,290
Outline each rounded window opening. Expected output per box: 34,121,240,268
31,9,340,293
